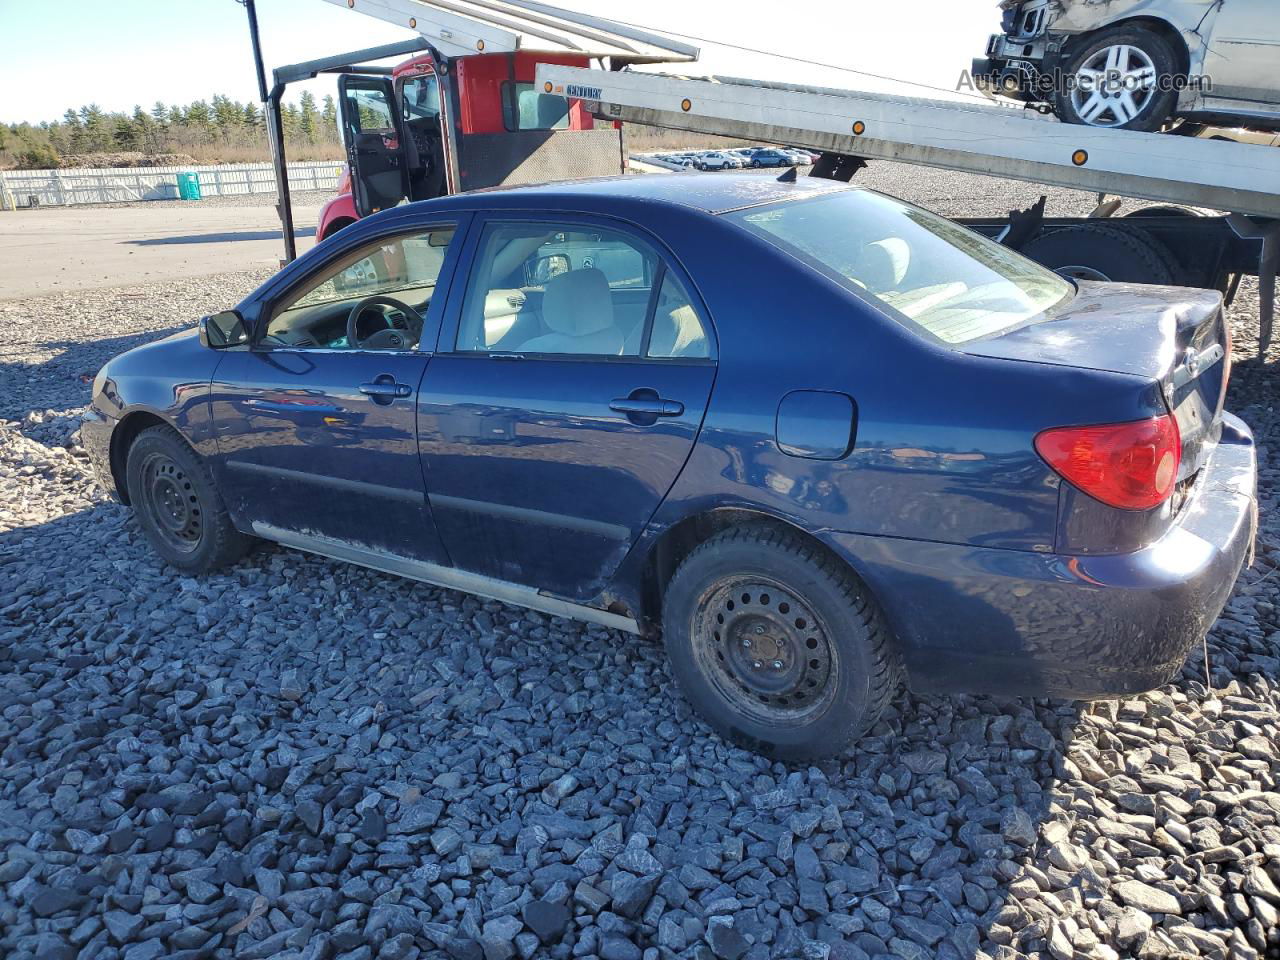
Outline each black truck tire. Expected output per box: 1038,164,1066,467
1020,223,1181,284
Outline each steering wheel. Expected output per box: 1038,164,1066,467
346,295,424,350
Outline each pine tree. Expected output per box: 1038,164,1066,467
298,90,319,144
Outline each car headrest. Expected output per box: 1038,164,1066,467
854,237,911,293
650,305,708,358
542,268,615,337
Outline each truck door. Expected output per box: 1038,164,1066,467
338,74,410,217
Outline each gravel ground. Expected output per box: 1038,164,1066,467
2,166,1280,960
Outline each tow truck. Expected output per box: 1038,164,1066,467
251,0,1280,346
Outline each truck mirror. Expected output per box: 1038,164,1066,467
527,254,571,286
200,310,248,349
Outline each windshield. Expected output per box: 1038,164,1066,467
726,189,1072,344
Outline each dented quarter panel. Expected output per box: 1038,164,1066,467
1035,0,1219,77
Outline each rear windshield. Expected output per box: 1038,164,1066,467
726,189,1072,344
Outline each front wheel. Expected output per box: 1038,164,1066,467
126,425,252,574
1053,26,1180,131
662,526,899,761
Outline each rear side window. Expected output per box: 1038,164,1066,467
454,221,711,359
727,189,1072,344
502,82,571,131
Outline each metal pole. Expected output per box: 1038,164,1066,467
243,0,296,264
244,0,270,103
267,85,298,264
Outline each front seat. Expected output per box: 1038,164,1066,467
521,268,624,355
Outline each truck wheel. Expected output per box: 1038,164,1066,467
1053,25,1180,131
1123,205,1202,219
661,525,899,761
1020,223,1179,284
126,425,252,574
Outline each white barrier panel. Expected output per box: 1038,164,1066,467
0,162,344,209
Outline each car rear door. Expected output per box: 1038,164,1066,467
416,214,717,602
338,74,411,217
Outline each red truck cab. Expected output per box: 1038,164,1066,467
317,49,618,241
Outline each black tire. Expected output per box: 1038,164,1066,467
1053,26,1180,132
750,159,760,168
661,525,899,761
1019,223,1180,284
125,425,252,574
1122,205,1202,219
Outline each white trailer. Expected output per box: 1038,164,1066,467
533,63,1279,345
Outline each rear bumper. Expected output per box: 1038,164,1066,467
80,408,120,502
827,412,1257,699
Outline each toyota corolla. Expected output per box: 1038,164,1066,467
82,173,1257,760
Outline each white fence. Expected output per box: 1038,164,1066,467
0,161,344,209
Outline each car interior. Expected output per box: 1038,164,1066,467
456,226,709,358
258,224,712,358
262,229,455,351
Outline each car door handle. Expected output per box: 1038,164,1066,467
360,378,413,399
609,397,684,417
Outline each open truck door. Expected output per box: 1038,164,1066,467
338,74,410,217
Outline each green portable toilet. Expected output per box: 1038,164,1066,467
177,172,202,200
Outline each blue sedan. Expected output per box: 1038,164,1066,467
82,173,1257,760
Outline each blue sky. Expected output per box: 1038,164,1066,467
0,0,1000,124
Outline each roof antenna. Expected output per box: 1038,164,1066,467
777,166,798,183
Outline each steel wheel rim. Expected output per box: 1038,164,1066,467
140,452,203,553
1070,44,1157,127
692,576,839,726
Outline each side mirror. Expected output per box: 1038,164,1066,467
526,254,570,287
200,310,248,349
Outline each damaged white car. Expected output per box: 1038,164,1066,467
975,0,1280,131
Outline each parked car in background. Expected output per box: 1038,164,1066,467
746,148,796,168
976,0,1280,131
781,147,820,163
695,151,744,170
83,173,1256,760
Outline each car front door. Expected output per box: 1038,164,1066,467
1205,0,1280,105
210,218,468,562
416,216,717,602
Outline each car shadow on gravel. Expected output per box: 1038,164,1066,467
0,325,189,424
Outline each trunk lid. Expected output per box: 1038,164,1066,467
966,280,1229,482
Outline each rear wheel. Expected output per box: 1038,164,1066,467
1053,25,1180,131
662,525,899,761
126,425,251,574
1020,223,1180,284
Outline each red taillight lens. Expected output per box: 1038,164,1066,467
1035,415,1181,511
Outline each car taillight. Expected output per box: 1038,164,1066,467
1035,415,1180,511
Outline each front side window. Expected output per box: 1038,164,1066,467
457,221,710,358
264,227,455,350
502,82,571,131
727,189,1072,344
401,73,441,122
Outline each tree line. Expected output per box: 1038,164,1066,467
1,93,345,168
